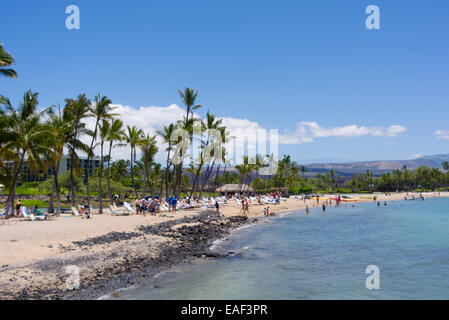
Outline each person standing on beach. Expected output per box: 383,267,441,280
215,200,220,214
240,200,245,214
15,199,22,217
244,200,249,215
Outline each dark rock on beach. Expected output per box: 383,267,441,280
3,212,250,300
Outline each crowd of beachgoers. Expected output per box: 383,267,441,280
1,190,445,222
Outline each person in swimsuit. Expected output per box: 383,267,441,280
15,199,22,217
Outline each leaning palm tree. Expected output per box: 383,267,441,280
105,118,125,204
124,125,144,198
0,90,54,216
0,43,17,79
85,94,115,213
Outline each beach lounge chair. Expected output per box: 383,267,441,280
21,207,45,221
21,207,35,221
71,206,82,216
108,204,128,215
123,202,136,214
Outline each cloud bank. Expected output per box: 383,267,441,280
435,130,449,140
82,104,406,162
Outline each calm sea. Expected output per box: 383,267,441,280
107,197,449,300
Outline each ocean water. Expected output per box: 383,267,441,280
111,197,449,300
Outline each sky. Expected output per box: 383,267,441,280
1,0,449,164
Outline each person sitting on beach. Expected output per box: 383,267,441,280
31,206,47,219
79,205,90,219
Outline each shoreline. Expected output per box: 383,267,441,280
0,192,447,300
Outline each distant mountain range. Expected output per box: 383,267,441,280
304,154,449,177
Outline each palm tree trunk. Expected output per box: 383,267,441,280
159,171,164,199
5,152,25,217
107,142,113,204
99,141,104,214
189,158,204,201
54,163,61,215
130,147,138,199
164,146,171,200
48,178,55,213
70,150,75,207
86,127,97,214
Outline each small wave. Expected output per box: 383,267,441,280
97,284,137,300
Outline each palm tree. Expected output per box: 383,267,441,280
85,94,115,213
106,119,125,204
157,124,176,200
0,43,17,79
178,87,202,122
197,113,225,197
235,156,257,194
138,133,158,196
124,125,143,198
47,106,70,215
63,94,92,206
442,161,449,172
176,88,202,196
300,165,306,177
0,90,54,215
97,120,111,213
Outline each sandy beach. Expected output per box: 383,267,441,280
0,191,447,300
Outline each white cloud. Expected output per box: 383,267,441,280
278,122,406,145
79,104,406,163
436,130,449,140
82,104,190,162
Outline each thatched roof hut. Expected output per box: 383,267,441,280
215,184,254,193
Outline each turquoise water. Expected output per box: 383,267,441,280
114,197,449,300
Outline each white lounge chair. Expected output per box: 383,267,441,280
108,204,128,215
21,207,45,221
71,206,82,216
123,202,136,214
21,207,35,221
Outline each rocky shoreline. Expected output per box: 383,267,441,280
0,211,250,300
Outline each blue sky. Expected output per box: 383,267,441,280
1,0,449,163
